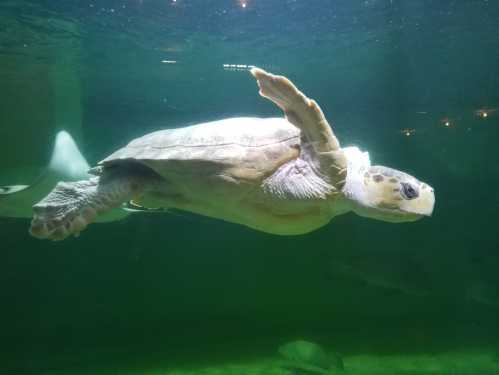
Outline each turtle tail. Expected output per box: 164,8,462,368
29,173,142,241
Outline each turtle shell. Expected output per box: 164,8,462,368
99,117,301,182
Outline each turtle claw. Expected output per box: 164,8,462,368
29,220,48,239
30,212,91,241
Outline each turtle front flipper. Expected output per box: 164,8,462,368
251,68,347,190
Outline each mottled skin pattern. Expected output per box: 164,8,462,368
29,68,435,241
347,164,435,223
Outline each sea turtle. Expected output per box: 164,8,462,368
278,340,343,374
0,130,128,223
29,68,435,241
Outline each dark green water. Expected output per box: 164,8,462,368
1,0,499,373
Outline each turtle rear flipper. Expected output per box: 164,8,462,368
29,172,144,241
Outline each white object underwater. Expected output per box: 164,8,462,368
342,145,371,203
0,130,129,223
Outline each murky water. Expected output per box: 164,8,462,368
1,0,499,373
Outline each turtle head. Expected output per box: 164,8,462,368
346,165,435,222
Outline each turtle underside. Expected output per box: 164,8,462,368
96,117,339,235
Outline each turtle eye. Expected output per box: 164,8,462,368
401,182,419,200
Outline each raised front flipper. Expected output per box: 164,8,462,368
251,68,347,190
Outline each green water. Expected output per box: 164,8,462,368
1,0,499,373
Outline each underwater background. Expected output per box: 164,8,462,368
1,0,499,373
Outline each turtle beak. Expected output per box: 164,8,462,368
423,186,435,216
409,183,435,217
